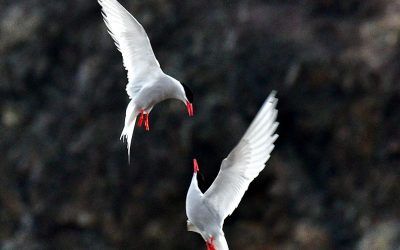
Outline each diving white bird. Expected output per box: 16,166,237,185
98,0,194,157
186,91,279,250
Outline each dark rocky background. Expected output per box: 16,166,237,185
1,0,399,249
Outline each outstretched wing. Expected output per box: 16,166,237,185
98,0,161,98
203,91,279,221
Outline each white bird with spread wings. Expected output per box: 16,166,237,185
98,0,194,158
186,91,279,250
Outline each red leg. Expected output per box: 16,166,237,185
144,113,150,131
137,110,144,127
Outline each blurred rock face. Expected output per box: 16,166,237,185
0,0,399,249
358,221,400,250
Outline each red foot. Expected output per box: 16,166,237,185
206,237,216,250
137,110,150,130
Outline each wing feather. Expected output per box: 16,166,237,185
98,0,161,98
203,91,279,220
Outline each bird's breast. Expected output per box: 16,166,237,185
135,78,178,110
187,199,223,238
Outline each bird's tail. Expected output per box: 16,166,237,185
215,234,229,250
120,100,138,160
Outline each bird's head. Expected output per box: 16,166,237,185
180,82,194,117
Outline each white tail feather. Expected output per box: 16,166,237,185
120,100,138,160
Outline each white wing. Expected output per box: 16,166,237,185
203,91,279,220
98,0,161,98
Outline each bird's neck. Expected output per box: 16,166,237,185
160,74,183,100
188,174,203,197
186,174,203,218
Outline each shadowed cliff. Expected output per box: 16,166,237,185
1,0,399,249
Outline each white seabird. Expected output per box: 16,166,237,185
98,0,194,158
186,91,279,250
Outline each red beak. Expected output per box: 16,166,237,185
186,101,194,117
193,159,199,173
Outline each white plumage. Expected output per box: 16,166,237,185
98,0,194,158
186,91,279,250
